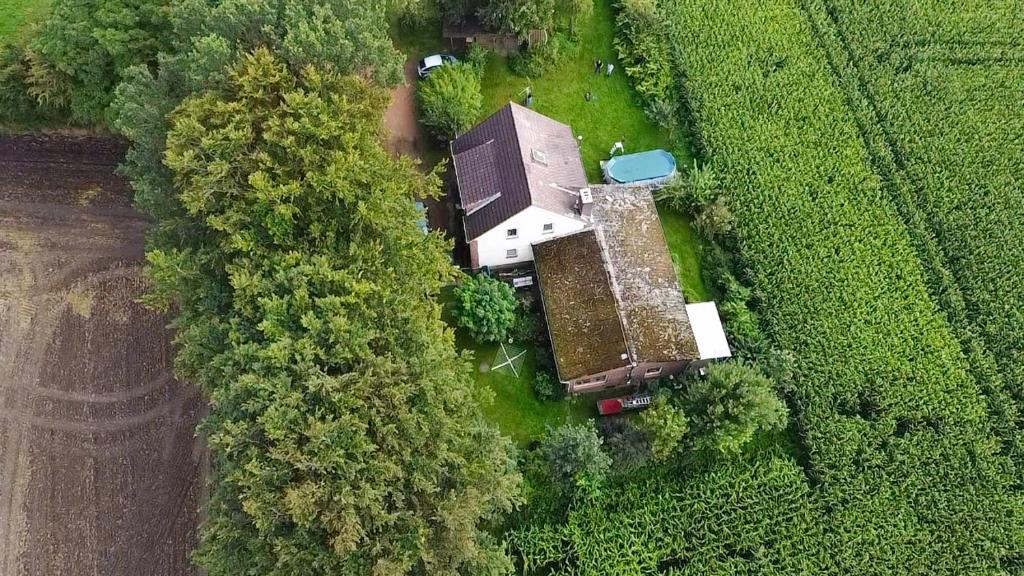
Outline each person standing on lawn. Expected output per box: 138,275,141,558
606,62,615,76
595,59,602,74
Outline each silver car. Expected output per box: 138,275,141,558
417,54,458,79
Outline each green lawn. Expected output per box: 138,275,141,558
0,0,50,41
477,0,689,182
457,334,594,446
658,205,710,301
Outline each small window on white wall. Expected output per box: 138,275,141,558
507,228,518,239
506,248,518,259
542,223,554,234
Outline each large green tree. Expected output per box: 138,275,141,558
686,362,786,454
152,48,521,575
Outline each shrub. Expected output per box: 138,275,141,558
417,62,482,140
540,423,611,496
637,395,689,461
532,370,561,401
464,43,491,75
654,160,720,214
452,274,518,343
509,34,574,78
685,362,786,454
598,417,651,470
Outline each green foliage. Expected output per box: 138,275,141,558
452,274,518,343
636,395,688,461
509,449,828,574
464,43,491,74
685,362,785,454
612,0,675,127
417,62,482,140
561,0,593,35
13,0,405,125
479,0,554,37
539,422,611,497
798,0,1024,476
507,33,573,78
654,161,720,214
531,370,560,402
651,0,1024,571
16,0,171,123
158,49,521,575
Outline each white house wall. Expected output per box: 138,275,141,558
473,206,586,269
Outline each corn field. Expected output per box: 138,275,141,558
508,0,1024,573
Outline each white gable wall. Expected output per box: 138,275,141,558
472,206,586,269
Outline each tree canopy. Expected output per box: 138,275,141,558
152,48,521,575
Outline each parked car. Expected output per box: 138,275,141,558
417,54,458,79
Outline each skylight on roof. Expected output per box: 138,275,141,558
531,148,547,165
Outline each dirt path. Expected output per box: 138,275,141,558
0,134,202,575
384,60,426,158
383,61,457,236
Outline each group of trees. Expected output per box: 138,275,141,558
2,0,405,126
154,50,522,574
438,0,592,38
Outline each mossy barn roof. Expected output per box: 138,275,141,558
533,185,699,381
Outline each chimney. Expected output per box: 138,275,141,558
577,187,593,219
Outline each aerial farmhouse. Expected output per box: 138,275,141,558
453,104,730,394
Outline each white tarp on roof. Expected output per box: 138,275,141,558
685,302,731,360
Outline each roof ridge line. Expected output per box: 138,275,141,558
506,103,534,206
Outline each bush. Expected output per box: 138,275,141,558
509,34,574,78
540,423,611,496
417,62,482,140
685,362,786,454
511,297,543,342
598,417,650,470
637,395,690,461
613,0,675,107
532,370,561,401
464,43,491,75
654,160,720,214
452,274,518,343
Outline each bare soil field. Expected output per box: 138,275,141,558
0,134,202,575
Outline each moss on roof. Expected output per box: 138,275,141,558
591,185,698,362
533,230,630,381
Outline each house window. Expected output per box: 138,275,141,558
574,375,608,391
507,228,518,239
542,223,554,234
506,248,518,259
645,367,663,378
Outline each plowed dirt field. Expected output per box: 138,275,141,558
0,134,202,575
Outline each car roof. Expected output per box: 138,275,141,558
423,55,443,68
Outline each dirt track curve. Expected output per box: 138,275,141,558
0,134,202,575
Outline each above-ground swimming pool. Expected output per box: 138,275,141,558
602,149,677,186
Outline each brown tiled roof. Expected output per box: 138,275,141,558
591,185,698,363
452,103,587,240
533,230,630,381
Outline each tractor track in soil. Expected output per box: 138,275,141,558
0,133,203,576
